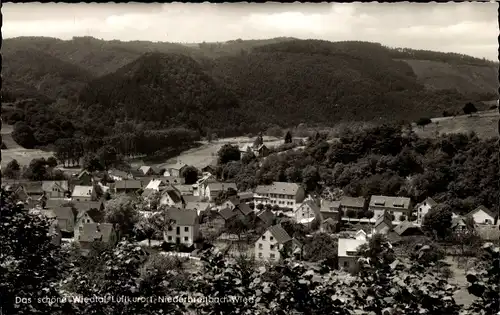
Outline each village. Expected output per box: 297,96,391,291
2,134,498,273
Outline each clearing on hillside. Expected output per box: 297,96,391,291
413,110,499,139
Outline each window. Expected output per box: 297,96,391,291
168,226,173,231
176,227,180,235
184,227,189,232
184,237,188,242
258,253,263,258
79,226,83,232
270,245,275,250
259,244,263,249
343,261,349,268
168,236,172,241
262,235,266,240
270,236,274,241
270,253,275,259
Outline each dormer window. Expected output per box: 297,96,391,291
374,201,385,206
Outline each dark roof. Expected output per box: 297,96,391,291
340,196,366,208
267,225,293,244
207,182,237,192
114,180,143,190
79,223,115,243
72,201,103,212
468,205,496,219
78,170,91,179
23,181,44,194
163,189,183,204
166,208,198,226
218,207,238,220
235,203,253,216
374,211,393,229
393,221,423,236
42,180,69,192
182,195,202,203
76,205,105,223
45,199,70,209
52,206,74,221
369,196,411,210
320,200,341,212
257,209,275,226
255,182,301,196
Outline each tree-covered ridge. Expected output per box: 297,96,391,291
209,40,482,126
76,52,250,136
2,49,93,100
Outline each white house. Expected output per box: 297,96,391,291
163,208,200,246
369,195,412,223
338,231,368,270
71,185,95,202
254,224,302,261
293,199,321,225
42,180,69,198
467,206,497,225
159,187,185,208
254,182,306,211
415,197,437,225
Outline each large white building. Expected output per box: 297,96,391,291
254,182,306,211
415,197,437,225
163,208,200,246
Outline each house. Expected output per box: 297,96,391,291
108,169,133,181
200,159,218,176
373,211,393,235
164,163,188,177
293,199,321,225
185,202,211,215
255,144,270,157
77,170,93,186
339,196,367,214
369,196,412,222
451,216,467,233
321,217,338,233
42,180,69,198
163,208,200,246
320,199,341,221
141,188,159,200
51,206,76,233
338,232,368,270
78,223,117,254
221,196,240,210
114,180,143,195
74,204,105,240
467,205,497,225
238,191,254,204
139,166,158,176
392,220,423,237
173,184,193,196
71,185,96,202
159,187,185,208
415,197,437,225
204,182,238,201
256,209,276,228
254,182,306,211
254,225,303,261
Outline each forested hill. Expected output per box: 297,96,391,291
76,52,250,135
207,40,497,126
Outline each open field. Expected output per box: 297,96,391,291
1,124,55,167
155,136,283,170
413,110,499,139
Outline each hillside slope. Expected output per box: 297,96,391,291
76,52,248,135
2,49,93,100
399,59,498,96
208,40,491,125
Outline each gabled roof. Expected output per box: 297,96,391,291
76,204,105,223
374,211,393,229
338,238,367,257
78,170,92,179
72,185,94,198
79,223,115,243
255,182,302,196
44,198,71,209
393,221,422,236
23,181,44,194
340,196,366,208
297,200,321,217
369,195,411,210
185,202,211,212
467,205,496,220
423,197,437,207
238,191,254,199
207,182,237,192
257,209,275,226
162,188,183,204
168,162,188,171
42,181,69,192
182,195,202,203
52,206,74,221
114,180,143,190
218,206,239,220
267,224,292,244
451,216,466,229
320,200,341,212
165,207,198,226
173,184,192,194
235,203,253,216
139,166,153,175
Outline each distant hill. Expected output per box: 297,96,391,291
2,49,93,100
76,52,249,135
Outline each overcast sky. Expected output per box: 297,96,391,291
3,2,499,60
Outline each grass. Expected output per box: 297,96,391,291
1,124,55,167
413,110,499,139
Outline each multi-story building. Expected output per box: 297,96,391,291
415,197,437,224
369,195,412,222
254,225,302,261
163,208,200,246
254,182,306,211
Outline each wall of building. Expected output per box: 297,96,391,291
254,230,283,261
163,224,197,245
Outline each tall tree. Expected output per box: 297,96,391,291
422,203,453,240
180,165,199,185
463,102,478,116
104,195,140,239
284,130,293,144
4,159,21,179
217,144,241,165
